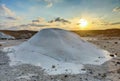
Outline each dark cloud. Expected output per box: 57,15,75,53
91,21,109,25
32,18,45,23
110,22,120,25
113,7,120,12
100,22,120,25
19,24,29,27
20,24,49,27
32,20,39,23
29,24,49,27
48,17,71,24
6,16,17,20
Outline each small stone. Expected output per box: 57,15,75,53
116,62,120,64
110,54,114,57
52,65,55,68
114,42,118,44
64,75,68,78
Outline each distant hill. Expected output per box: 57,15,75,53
72,29,120,37
0,29,120,39
0,30,37,39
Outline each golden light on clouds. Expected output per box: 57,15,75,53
79,19,88,29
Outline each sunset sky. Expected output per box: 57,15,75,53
0,0,120,30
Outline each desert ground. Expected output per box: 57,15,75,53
0,35,120,81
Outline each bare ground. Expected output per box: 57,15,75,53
0,37,120,81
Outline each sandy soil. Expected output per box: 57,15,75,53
88,37,120,57
0,37,120,81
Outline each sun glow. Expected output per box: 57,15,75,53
79,19,88,29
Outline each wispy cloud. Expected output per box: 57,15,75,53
29,0,61,8
0,4,20,20
110,22,120,25
44,0,53,8
44,0,61,8
5,16,17,20
113,6,120,12
0,4,23,29
0,4,15,17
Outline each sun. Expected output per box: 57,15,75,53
79,19,88,29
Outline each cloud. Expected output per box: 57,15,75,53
46,2,53,8
29,0,60,8
113,7,120,12
0,23,5,28
110,22,120,25
0,21,19,29
6,17,79,30
98,21,120,26
96,20,120,26
32,20,40,23
0,4,24,29
1,15,119,30
16,23,49,29
32,18,45,23
44,0,53,7
0,4,15,17
48,17,71,24
5,16,17,20
0,4,19,20
44,0,61,8
8,23,50,30
29,24,49,27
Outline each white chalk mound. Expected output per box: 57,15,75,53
7,28,112,75
0,32,15,39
